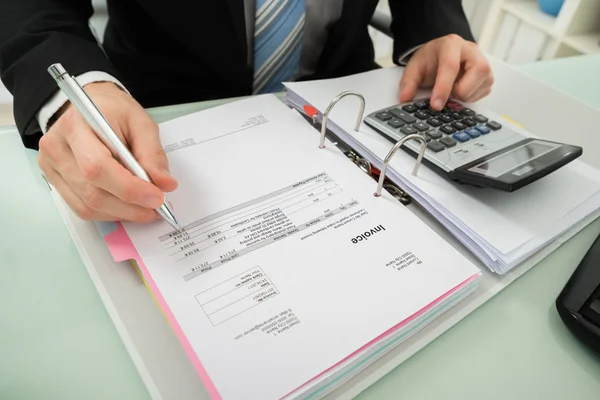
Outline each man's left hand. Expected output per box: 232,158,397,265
399,34,494,110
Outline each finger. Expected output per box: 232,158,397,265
76,182,161,223
66,125,166,210
430,40,462,110
468,85,492,103
453,52,493,101
399,58,425,103
42,165,115,221
127,111,178,193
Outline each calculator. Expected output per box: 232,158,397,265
363,98,583,191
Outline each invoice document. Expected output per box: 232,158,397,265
118,94,480,399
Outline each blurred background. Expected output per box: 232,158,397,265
1,0,599,126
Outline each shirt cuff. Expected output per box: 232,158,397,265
36,71,128,133
397,45,423,66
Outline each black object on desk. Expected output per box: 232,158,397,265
556,232,600,357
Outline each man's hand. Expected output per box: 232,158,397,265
399,34,494,110
38,82,178,222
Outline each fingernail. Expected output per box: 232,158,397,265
145,196,162,208
433,98,444,109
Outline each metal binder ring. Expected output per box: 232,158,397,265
319,91,365,149
374,134,427,197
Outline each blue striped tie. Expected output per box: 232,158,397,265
253,0,306,94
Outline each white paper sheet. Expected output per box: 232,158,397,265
120,95,480,400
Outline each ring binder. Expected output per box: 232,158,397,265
374,134,427,197
319,91,365,149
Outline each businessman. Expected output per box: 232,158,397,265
0,0,494,223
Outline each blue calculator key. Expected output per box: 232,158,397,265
475,125,491,135
452,132,471,143
465,128,480,138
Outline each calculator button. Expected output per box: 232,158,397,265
387,118,405,129
487,121,502,130
414,100,429,110
439,114,453,123
400,125,418,135
440,125,456,135
460,108,476,116
418,132,432,142
449,112,462,120
414,110,430,120
401,104,418,113
446,100,464,110
440,136,457,148
414,122,429,132
462,117,476,127
452,121,468,130
375,112,393,121
426,108,441,116
474,125,491,135
426,130,442,139
389,109,417,124
452,132,471,143
426,141,446,153
474,114,488,123
427,118,443,127
465,128,480,138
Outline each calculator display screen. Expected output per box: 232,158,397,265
468,141,558,178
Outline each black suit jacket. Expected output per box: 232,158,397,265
0,0,473,149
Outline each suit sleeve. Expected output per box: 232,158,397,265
0,1,121,149
388,0,475,64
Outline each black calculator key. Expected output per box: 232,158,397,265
414,122,429,132
452,121,468,130
474,114,488,123
440,136,457,148
386,118,405,129
439,114,453,123
460,108,476,116
418,132,431,142
442,106,453,114
487,120,502,130
427,118,443,127
375,111,393,121
463,117,477,127
414,100,429,110
389,108,417,124
401,104,418,113
426,108,441,116
440,125,456,135
426,141,446,153
400,125,418,135
426,130,442,140
414,110,430,120
449,111,462,120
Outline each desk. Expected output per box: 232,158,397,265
1,56,600,400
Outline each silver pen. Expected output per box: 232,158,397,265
48,63,181,231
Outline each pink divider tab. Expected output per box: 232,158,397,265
283,272,482,399
102,222,223,400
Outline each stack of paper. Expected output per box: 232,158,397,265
101,94,481,399
284,67,600,274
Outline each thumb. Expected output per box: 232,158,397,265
127,111,179,193
399,60,423,103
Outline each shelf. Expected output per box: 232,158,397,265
563,32,600,54
502,1,559,36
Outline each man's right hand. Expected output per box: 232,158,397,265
38,82,178,222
